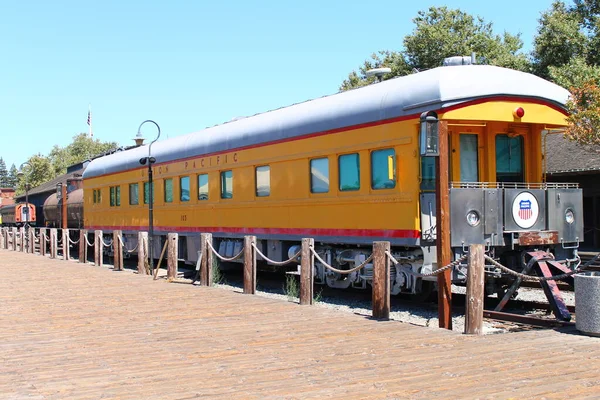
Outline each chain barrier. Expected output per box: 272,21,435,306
118,235,139,253
252,243,301,266
484,253,599,282
311,248,374,275
206,240,244,262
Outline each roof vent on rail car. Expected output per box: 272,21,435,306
365,67,392,83
442,52,477,66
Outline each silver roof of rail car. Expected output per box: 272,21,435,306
84,65,570,179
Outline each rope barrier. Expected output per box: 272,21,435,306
101,238,113,248
85,235,95,247
119,235,139,253
206,240,244,262
311,248,373,275
386,251,468,278
252,243,301,266
68,236,80,245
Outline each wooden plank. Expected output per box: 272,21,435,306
465,244,484,335
137,232,148,275
435,120,452,330
243,235,256,294
167,233,178,280
1,251,600,399
300,238,314,305
372,241,391,320
28,228,35,254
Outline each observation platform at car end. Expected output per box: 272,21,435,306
2,251,600,399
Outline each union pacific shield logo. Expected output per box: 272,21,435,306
512,192,539,229
518,199,532,220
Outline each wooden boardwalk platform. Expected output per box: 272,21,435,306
1,251,600,399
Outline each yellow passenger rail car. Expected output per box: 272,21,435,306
83,62,581,296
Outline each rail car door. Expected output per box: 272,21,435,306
449,127,484,184
20,205,28,223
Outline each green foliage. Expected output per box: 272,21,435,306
48,133,118,176
532,1,589,79
565,81,600,146
548,56,600,88
284,274,299,302
15,155,56,196
340,6,529,91
212,258,226,286
0,158,8,188
7,164,18,189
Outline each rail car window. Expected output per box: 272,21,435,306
109,186,120,207
180,176,190,202
339,153,360,191
460,134,479,182
143,182,154,204
310,158,329,193
93,189,102,204
496,134,524,182
255,166,270,197
371,149,396,189
198,174,209,200
220,170,233,199
129,183,139,205
164,178,173,203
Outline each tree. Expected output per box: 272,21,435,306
564,81,600,146
340,6,529,91
48,133,118,176
7,164,18,189
0,158,8,187
532,1,589,79
15,155,56,196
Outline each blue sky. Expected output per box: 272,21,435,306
0,0,562,170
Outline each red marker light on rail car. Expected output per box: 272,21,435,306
513,107,525,118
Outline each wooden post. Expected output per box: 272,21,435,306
200,233,213,286
94,230,103,267
112,230,123,271
61,183,67,230
137,232,149,275
40,228,47,256
243,236,257,294
167,233,178,279
0,228,4,250
435,120,452,330
372,241,391,320
50,228,57,259
300,238,315,305
18,227,24,252
465,244,485,335
79,230,87,263
29,228,35,254
62,229,69,260
13,228,18,251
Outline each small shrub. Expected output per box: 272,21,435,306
284,274,299,301
212,259,226,286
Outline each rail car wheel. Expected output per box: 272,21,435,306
403,281,434,302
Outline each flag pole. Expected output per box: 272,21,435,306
88,104,93,138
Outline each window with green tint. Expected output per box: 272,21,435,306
338,153,360,191
255,166,270,197
164,178,173,203
129,183,139,205
371,148,396,189
143,182,154,204
495,134,524,182
180,176,190,202
198,174,208,200
460,134,479,182
115,186,120,206
310,158,329,193
421,157,436,191
110,186,116,206
220,170,233,199
93,189,97,204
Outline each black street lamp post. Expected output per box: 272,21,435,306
136,120,161,274
18,162,31,251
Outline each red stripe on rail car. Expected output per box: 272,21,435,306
85,225,421,239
